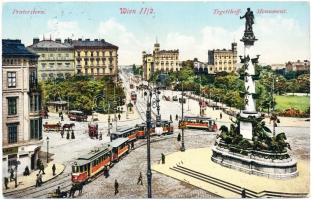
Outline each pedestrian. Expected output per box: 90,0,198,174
175,114,178,121
38,172,43,185
56,186,61,196
66,130,70,139
35,174,40,187
137,172,143,185
39,163,45,175
161,153,165,164
59,111,61,118
71,130,75,139
118,113,121,121
60,129,64,138
241,188,246,198
4,177,9,189
177,133,181,142
9,168,14,182
131,141,135,149
114,179,119,195
52,164,56,176
36,159,41,170
170,114,172,122
220,112,222,119
23,166,30,176
61,115,64,121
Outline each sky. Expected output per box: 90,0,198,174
2,1,310,65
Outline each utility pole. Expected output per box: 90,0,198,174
180,82,185,152
146,89,152,198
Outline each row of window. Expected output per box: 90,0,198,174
41,73,71,80
41,53,70,58
7,118,42,144
7,71,38,89
154,57,179,60
77,51,113,57
41,63,72,68
80,60,114,66
84,68,113,75
7,94,41,116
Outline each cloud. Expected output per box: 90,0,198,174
40,16,309,65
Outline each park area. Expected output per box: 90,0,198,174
275,95,310,116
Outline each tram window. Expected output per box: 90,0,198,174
72,166,77,173
79,166,83,172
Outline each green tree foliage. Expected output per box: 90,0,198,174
41,76,125,114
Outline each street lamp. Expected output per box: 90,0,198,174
46,136,49,164
177,79,185,152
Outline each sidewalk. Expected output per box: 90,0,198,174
3,162,65,193
152,148,310,198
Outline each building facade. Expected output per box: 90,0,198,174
193,58,208,74
285,60,310,72
208,42,238,74
142,42,180,80
65,38,118,78
2,39,42,176
28,38,75,81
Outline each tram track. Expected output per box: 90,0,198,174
4,128,214,199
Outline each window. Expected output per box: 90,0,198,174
30,95,40,112
7,72,16,88
66,53,69,57
8,124,18,144
58,53,62,57
8,154,17,168
49,54,53,57
30,118,42,140
41,54,45,58
49,63,54,68
8,97,17,115
41,63,46,69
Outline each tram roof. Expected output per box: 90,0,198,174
184,116,213,120
112,127,137,135
75,144,110,165
110,138,129,148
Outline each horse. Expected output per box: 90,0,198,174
62,123,75,131
69,183,84,198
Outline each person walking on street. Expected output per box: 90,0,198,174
114,179,119,195
175,114,178,121
71,130,75,139
170,114,172,122
118,113,121,121
39,163,45,175
66,130,70,139
161,153,165,164
220,112,222,120
9,168,14,182
52,164,56,176
39,172,43,185
60,129,64,138
37,158,42,170
137,172,143,185
4,177,9,189
35,174,40,187
56,186,61,196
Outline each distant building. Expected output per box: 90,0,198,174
142,41,180,80
193,58,208,74
208,42,238,74
28,38,75,81
285,60,310,72
2,39,42,176
66,38,119,78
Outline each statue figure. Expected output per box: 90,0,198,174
240,8,254,32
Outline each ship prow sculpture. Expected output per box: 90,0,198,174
211,8,298,179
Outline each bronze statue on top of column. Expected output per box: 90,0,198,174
240,8,257,46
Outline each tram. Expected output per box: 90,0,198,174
179,116,217,132
135,120,174,138
110,138,129,162
111,127,137,142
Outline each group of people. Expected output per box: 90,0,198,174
3,167,16,189
61,129,75,140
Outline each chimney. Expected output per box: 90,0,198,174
55,38,61,43
101,39,105,42
33,38,40,44
78,38,82,41
95,39,98,41
86,39,90,41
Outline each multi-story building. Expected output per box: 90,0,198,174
208,42,238,74
142,42,180,80
28,38,75,81
285,60,310,72
65,38,119,78
2,39,42,176
193,58,208,74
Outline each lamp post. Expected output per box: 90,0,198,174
180,82,185,152
46,136,49,164
145,88,153,198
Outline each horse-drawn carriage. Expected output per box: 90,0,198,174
47,183,84,198
43,122,61,132
162,95,170,101
88,123,98,139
